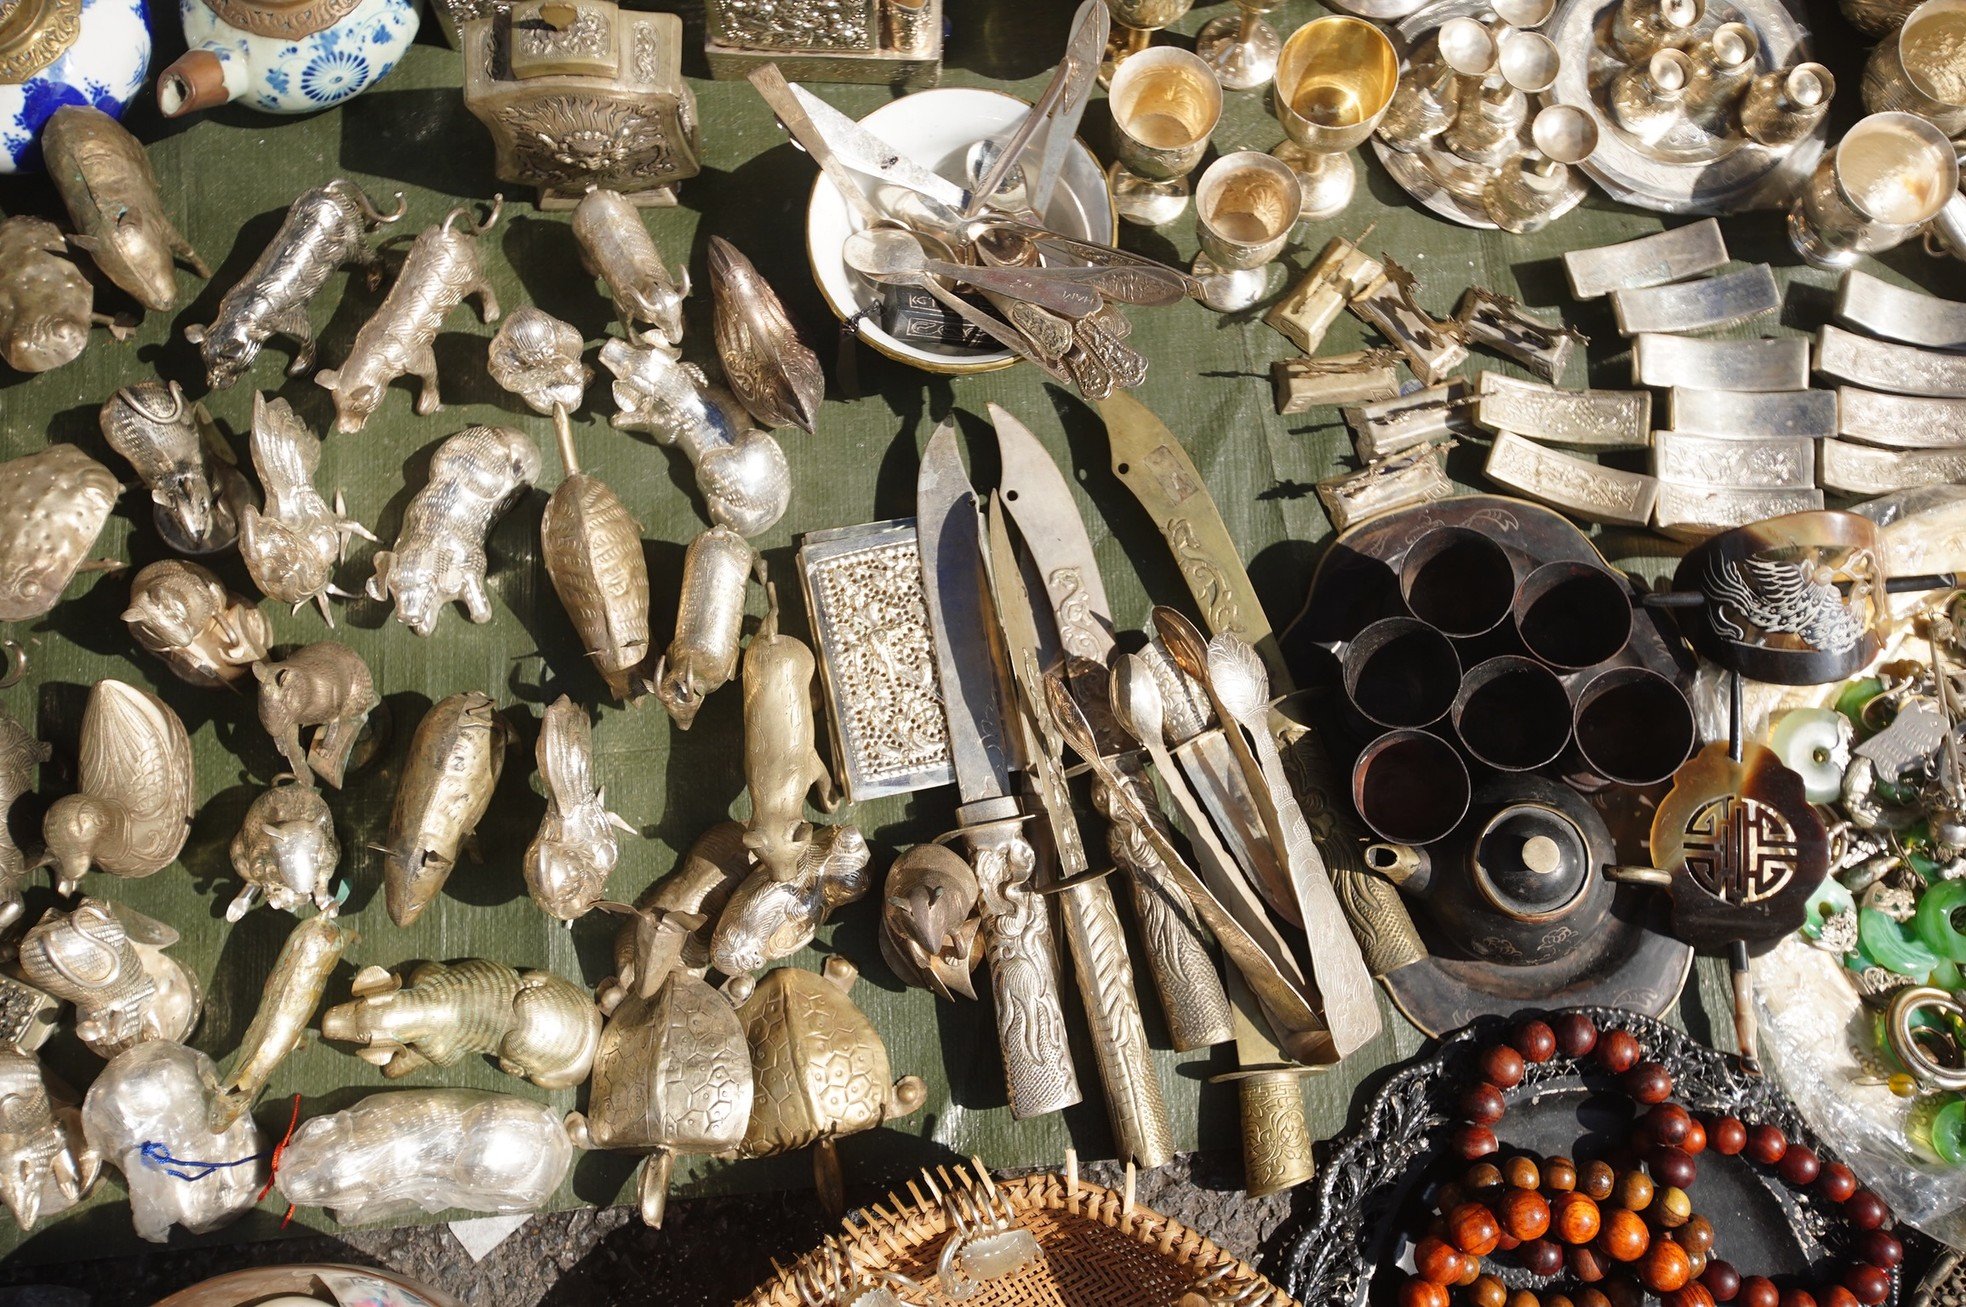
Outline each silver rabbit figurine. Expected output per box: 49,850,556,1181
524,696,635,923
239,393,376,624
98,381,244,555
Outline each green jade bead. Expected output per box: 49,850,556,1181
1862,907,1946,981
1930,1097,1966,1165
1917,880,1966,964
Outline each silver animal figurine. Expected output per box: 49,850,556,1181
656,526,756,730
42,106,208,313
380,691,510,927
741,581,839,880
487,306,589,415
40,681,195,895
602,339,791,537
240,393,376,624
604,821,751,1005
0,445,121,622
16,898,202,1058
0,707,50,933
880,842,984,1002
0,1051,98,1231
275,1089,572,1225
711,825,870,980
227,776,341,922
121,560,272,690
0,979,58,1059
317,199,504,433
98,382,242,555
0,216,129,373
368,426,542,637
213,914,356,1129
524,696,635,923
186,179,406,389
321,958,601,1090
572,188,688,350
253,642,381,790
81,1041,261,1242
707,235,821,435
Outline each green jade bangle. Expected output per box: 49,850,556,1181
1862,906,1946,981
1917,879,1966,963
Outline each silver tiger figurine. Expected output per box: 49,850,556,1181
368,425,541,637
16,899,202,1058
572,188,688,350
524,696,634,923
0,1050,99,1230
240,393,376,624
227,776,341,922
317,199,503,434
98,381,244,555
121,560,272,690
185,179,406,389
0,706,50,932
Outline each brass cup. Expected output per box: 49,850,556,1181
1108,47,1224,227
1196,0,1286,92
1100,0,1196,86
1788,110,1958,269
1863,0,1966,136
1192,151,1303,312
1271,16,1400,221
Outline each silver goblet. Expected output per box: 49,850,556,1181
1196,0,1285,91
1192,150,1303,312
1108,46,1224,226
1271,16,1400,221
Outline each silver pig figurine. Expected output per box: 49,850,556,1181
122,560,272,690
43,106,209,314
572,188,688,350
368,425,542,637
711,825,870,980
253,641,382,789
380,691,510,927
40,680,195,894
0,706,50,932
656,526,756,730
186,179,406,389
98,382,243,555
322,958,601,1090
316,199,504,433
16,898,202,1058
603,339,791,537
240,393,377,624
741,582,839,881
0,445,121,623
213,914,356,1130
0,216,129,374
0,1051,99,1230
227,776,341,922
524,696,635,923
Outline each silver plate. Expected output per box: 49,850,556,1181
1836,386,1966,449
1631,333,1811,392
1668,387,1837,439
1608,264,1781,337
1563,218,1729,299
1836,268,1966,351
1816,324,1966,398
1651,430,1817,489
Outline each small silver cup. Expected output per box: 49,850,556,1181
1108,47,1223,227
1380,17,1494,152
1484,104,1599,233
1788,110,1959,269
1192,151,1303,312
1863,0,1966,137
1271,16,1400,221
1741,62,1835,147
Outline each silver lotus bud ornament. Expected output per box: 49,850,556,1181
655,526,756,730
739,580,841,880
379,691,510,927
252,642,382,790
122,560,272,690
213,914,357,1130
0,445,121,623
227,776,341,922
98,382,244,555
524,696,636,923
40,680,195,895
0,706,51,932
880,843,984,1001
711,825,870,980
17,898,202,1058
240,393,377,625
572,188,689,350
707,236,822,435
0,1051,98,1231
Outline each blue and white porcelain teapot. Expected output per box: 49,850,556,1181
156,0,416,118
0,0,150,172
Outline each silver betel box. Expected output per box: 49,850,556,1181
798,519,955,801
705,0,943,88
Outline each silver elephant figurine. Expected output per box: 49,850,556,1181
711,825,870,980
572,188,688,351
122,560,272,689
524,696,634,923
227,776,341,922
0,1051,98,1231
252,641,381,790
240,393,377,624
40,680,195,894
98,381,244,555
16,898,202,1058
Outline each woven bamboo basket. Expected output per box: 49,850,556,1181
736,1164,1299,1306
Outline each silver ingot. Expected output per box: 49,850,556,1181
227,776,341,923
321,958,601,1090
711,825,870,979
655,526,756,731
487,308,590,417
0,1050,98,1230
1653,484,1824,537
708,235,823,435
1631,333,1811,391
1608,264,1781,337
603,339,792,538
240,394,374,627
185,180,406,390
1817,323,1966,398
380,691,510,927
1837,267,1966,350
1652,430,1817,489
1562,217,1727,299
1271,349,1402,414
1484,431,1661,526
276,1089,573,1225
1836,386,1966,447
252,641,381,790
1318,446,1455,533
367,426,542,637
524,695,634,923
0,445,120,622
1348,260,1468,384
1474,372,1651,448
0,216,120,374
81,1041,260,1242
1344,379,1476,460
213,914,356,1129
18,898,202,1058
1454,287,1585,382
0,706,50,932
121,560,272,690
1669,387,1837,439
572,188,688,351
740,583,841,881
1821,438,1966,493
98,381,242,555
40,680,195,895
42,105,208,314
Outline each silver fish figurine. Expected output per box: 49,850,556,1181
121,560,272,689
0,445,120,622
251,641,381,790
227,776,341,922
380,691,509,927
17,898,202,1058
98,381,243,555
240,393,376,624
213,914,356,1129
40,681,195,894
42,106,208,313
0,706,51,932
0,1050,98,1231
524,696,635,923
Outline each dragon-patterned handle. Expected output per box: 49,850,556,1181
1056,874,1175,1168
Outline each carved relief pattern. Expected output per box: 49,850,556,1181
517,9,610,57
1478,382,1648,447
1164,516,1248,640
1822,330,1966,397
498,96,680,187
1486,434,1656,522
1655,485,1823,531
1683,794,1800,906
711,0,875,52
1045,567,1104,660
1823,440,1966,492
806,540,949,788
1241,1073,1315,1186
972,833,1077,1117
1837,389,1966,449
205,0,363,39
634,23,661,82
0,0,80,83
1655,435,1811,488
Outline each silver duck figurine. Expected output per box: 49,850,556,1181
98,381,244,555
40,681,196,895
239,393,376,625
524,696,635,923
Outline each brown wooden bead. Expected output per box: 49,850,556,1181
1507,1292,1541,1307
1414,1235,1466,1285
1666,1286,1718,1307
1604,1280,1645,1307
1844,1190,1890,1231
1500,1189,1552,1241
1818,1162,1858,1204
1683,1117,1708,1156
1679,1215,1715,1256
1738,1277,1779,1307
1710,1117,1748,1156
1779,1145,1821,1186
1746,1124,1788,1166
1701,1259,1741,1302
1513,1019,1559,1063
1686,1251,1708,1279
1857,1229,1903,1269
1471,1275,1509,1307
1552,1191,1601,1245
1449,1202,1503,1257
1545,1157,1578,1192
1647,1103,1693,1147
1581,1160,1617,1201
1641,1241,1695,1293
1401,1277,1450,1307
1457,1256,1484,1287
1570,1245,1610,1282
1779,1289,1818,1307
1599,1208,1651,1262
1462,1082,1507,1126
1844,1264,1891,1305
1434,1183,1466,1215
1821,1288,1861,1307
1555,1013,1599,1058
1651,1145,1698,1190
1454,1124,1500,1161
1465,1161,1506,1193
1519,1237,1565,1277
1596,1029,1641,1073
1615,1170,1654,1211
1548,1296,1577,1307
1654,1185,1692,1228
1495,1232,1522,1253
1504,1156,1542,1191
1481,1044,1527,1088
1625,1061,1674,1104
1576,1290,1612,1307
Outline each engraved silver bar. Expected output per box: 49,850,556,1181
1271,349,1402,414
1608,264,1781,338
1837,387,1966,449
1821,438,1966,493
1816,325,1966,399
1631,334,1811,392
1474,372,1651,448
1651,431,1817,489
1455,288,1586,383
1562,219,1729,300
1343,380,1475,460
1483,431,1660,527
1653,484,1825,536
1316,445,1454,531
1836,268,1966,351
1667,388,1837,440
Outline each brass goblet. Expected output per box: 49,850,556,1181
1108,47,1224,226
1271,16,1400,222
1101,0,1196,87
1192,150,1303,312
1196,0,1285,91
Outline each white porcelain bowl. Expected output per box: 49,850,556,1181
805,86,1118,375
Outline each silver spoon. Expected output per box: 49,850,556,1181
843,228,1101,319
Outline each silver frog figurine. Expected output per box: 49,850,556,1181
367,425,542,636
380,691,510,927
98,382,244,555
0,445,121,623
572,188,688,351
321,958,601,1090
43,106,209,314
740,581,840,881
252,641,382,789
240,393,377,624
227,776,341,922
0,1050,99,1231
213,914,357,1130
0,706,51,932
316,199,504,433
711,825,870,981
602,339,791,538
656,526,756,730
40,680,195,895
121,560,272,690
16,898,202,1058
187,179,407,390
524,696,635,923
0,216,130,374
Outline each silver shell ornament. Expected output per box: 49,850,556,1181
602,339,791,538
0,705,51,932
213,914,356,1130
252,641,382,790
98,381,244,555
240,393,377,624
655,525,756,730
275,1088,572,1226
121,560,272,689
711,825,869,980
0,216,127,374
0,445,121,622
42,105,208,314
571,187,689,350
739,582,840,880
40,680,195,894
81,1040,262,1242
227,776,341,922
604,820,751,1005
367,426,542,637
707,236,822,435
524,696,635,923
16,898,202,1058
320,958,601,1090
380,691,509,927
0,1050,99,1231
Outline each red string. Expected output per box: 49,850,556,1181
256,1094,303,1204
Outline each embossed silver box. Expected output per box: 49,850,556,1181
705,0,942,88
797,519,954,801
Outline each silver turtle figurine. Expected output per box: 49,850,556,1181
0,706,51,932
227,776,341,922
40,680,195,895
240,393,377,624
121,560,271,689
16,898,202,1058
524,696,635,923
0,1050,99,1231
0,445,122,623
98,381,244,555
252,641,381,790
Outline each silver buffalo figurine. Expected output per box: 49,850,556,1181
572,188,688,350
656,526,756,730
227,776,341,922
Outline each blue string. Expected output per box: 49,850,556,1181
137,1141,266,1182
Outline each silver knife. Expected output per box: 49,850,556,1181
969,0,1109,218
781,81,974,212
916,419,1081,1120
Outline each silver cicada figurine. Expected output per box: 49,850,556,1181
240,393,376,624
524,696,635,923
